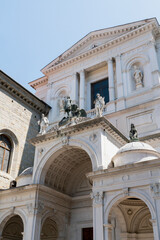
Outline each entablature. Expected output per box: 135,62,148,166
30,117,129,146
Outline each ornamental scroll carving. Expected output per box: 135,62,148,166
61,136,69,146
90,191,103,206
150,183,160,197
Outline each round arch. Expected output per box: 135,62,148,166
54,85,69,98
104,189,156,223
0,208,26,237
33,138,99,185
0,128,19,175
40,210,67,240
123,53,149,72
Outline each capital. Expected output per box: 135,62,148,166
150,183,160,197
115,54,121,60
90,191,103,206
108,58,113,64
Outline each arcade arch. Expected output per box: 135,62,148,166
1,215,24,240
42,146,92,196
41,217,58,240
107,197,154,240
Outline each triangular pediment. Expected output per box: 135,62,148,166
41,18,158,73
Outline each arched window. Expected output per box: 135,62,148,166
0,135,11,172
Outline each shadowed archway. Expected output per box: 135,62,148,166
43,147,92,196
2,215,24,240
108,197,154,240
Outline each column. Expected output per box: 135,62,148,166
115,54,125,110
72,73,78,104
147,40,160,85
46,82,53,122
79,69,85,109
46,82,52,105
24,214,41,240
108,58,115,101
104,223,113,240
150,183,160,239
23,202,43,240
91,191,104,240
150,219,159,240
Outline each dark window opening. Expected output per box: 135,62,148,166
91,78,109,109
0,135,11,172
82,227,93,240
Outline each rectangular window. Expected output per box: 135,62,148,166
82,227,93,240
91,78,109,109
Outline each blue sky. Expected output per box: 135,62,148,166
1,0,160,93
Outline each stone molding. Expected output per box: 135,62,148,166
42,21,159,74
29,76,48,90
0,71,51,115
29,117,128,145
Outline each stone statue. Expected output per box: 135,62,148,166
129,123,139,142
64,96,72,117
38,114,49,135
58,97,87,127
133,65,143,88
94,93,105,117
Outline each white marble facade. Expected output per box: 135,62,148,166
1,18,160,240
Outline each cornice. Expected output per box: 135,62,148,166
30,117,129,145
87,158,160,181
0,71,51,115
28,76,48,89
43,21,159,75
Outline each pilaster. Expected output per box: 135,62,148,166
150,183,160,239
91,191,104,240
107,58,116,113
115,55,125,110
79,69,85,109
103,223,113,240
24,201,44,240
72,73,78,105
108,58,115,101
147,40,160,86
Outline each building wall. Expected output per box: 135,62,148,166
33,23,160,143
0,88,41,188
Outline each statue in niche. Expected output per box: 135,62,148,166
129,123,139,142
94,93,105,117
38,114,49,135
133,65,143,89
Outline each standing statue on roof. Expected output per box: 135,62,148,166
94,93,105,117
129,123,139,142
38,114,49,135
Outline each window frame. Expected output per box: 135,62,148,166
0,134,12,173
90,77,109,109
